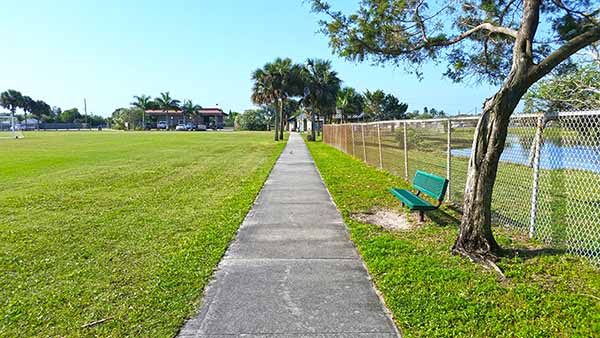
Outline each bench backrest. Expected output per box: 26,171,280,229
412,170,448,202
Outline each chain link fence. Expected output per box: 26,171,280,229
323,111,600,265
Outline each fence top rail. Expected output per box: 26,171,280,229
325,110,600,126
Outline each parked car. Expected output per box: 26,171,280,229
185,122,198,131
197,124,207,131
157,121,168,130
175,124,187,131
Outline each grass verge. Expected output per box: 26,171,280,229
306,138,600,338
1,131,286,337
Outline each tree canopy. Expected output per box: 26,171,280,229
311,0,600,85
524,64,600,112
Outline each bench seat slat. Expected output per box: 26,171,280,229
389,188,437,211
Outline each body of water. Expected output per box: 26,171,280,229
451,138,600,173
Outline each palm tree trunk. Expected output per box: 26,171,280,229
274,110,280,141
310,112,316,141
279,99,284,140
317,114,321,137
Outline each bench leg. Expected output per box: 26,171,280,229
419,211,424,222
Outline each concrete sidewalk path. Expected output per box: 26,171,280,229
178,133,400,338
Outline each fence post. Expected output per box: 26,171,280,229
351,125,356,157
529,115,545,238
361,124,367,162
377,123,383,168
403,122,409,179
447,119,452,202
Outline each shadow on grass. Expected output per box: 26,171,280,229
427,208,461,227
499,247,567,260
429,204,568,261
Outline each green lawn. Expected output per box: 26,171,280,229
306,138,600,338
0,131,285,337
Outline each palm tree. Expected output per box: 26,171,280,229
252,66,279,140
131,94,152,128
182,99,201,124
0,89,24,134
21,96,35,129
336,87,363,123
154,92,180,128
363,90,385,122
251,58,304,141
302,59,341,140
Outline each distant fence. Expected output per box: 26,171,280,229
323,111,600,265
0,122,105,131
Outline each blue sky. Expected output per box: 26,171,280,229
0,0,499,117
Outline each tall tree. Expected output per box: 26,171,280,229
251,67,279,139
251,58,303,141
21,96,35,127
302,59,341,140
0,89,23,132
181,99,201,124
131,94,152,128
32,100,51,129
362,90,386,121
382,94,408,120
311,0,600,261
336,87,364,123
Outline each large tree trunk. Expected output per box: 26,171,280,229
453,68,530,260
453,0,544,260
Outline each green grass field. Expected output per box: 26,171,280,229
306,138,600,337
0,131,285,337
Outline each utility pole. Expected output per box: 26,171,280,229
84,98,88,126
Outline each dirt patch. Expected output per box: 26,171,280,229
351,208,414,231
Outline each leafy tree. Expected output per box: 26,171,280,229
111,108,143,130
362,90,385,121
30,100,51,128
225,110,239,127
236,109,269,130
131,94,153,128
60,108,82,123
311,0,600,261
381,94,408,120
302,59,341,140
49,106,62,122
524,64,600,112
336,87,364,123
87,114,107,127
0,89,23,129
21,96,35,124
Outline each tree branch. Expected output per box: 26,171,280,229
437,23,518,46
530,26,600,84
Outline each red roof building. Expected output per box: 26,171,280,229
145,108,227,128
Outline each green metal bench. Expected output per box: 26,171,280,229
389,170,448,221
